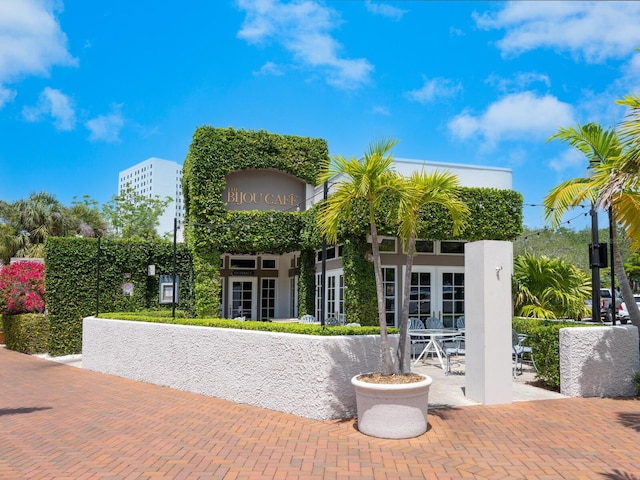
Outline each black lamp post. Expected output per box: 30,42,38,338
172,217,177,319
590,206,601,323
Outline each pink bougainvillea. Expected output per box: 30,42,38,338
0,261,45,315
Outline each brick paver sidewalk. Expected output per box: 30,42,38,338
1,347,639,479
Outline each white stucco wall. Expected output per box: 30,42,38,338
560,325,639,397
83,317,395,420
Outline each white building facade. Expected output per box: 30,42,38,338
118,157,184,241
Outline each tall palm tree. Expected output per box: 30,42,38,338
317,138,402,375
395,170,469,372
544,123,640,327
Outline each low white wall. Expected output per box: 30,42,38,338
83,317,395,420
560,325,639,397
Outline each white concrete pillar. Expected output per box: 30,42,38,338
464,240,513,404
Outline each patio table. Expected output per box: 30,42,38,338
409,328,461,369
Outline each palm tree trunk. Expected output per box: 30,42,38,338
398,232,416,374
612,225,640,327
369,221,396,375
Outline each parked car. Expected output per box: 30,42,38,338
584,289,623,322
618,295,640,324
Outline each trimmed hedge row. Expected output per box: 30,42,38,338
1,313,49,354
45,237,195,356
97,311,397,336
512,317,591,390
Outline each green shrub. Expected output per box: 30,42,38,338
512,317,590,390
97,312,397,336
2,313,49,354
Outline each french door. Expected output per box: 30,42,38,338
406,267,464,328
229,278,257,319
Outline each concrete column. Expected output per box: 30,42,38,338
465,240,513,404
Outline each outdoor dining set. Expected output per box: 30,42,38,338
408,316,536,377
292,314,535,378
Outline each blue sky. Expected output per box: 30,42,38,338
1,1,639,230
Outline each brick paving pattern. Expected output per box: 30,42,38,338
1,348,639,479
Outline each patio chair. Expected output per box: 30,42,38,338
444,336,465,375
455,316,465,330
512,329,536,377
325,315,339,326
299,314,316,324
408,317,426,358
425,317,444,329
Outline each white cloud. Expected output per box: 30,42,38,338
486,72,551,93
22,87,75,130
548,148,586,172
364,1,407,21
0,0,77,82
254,61,284,76
448,92,575,148
405,77,462,104
236,0,373,89
474,2,640,62
371,105,390,116
0,85,16,108
85,105,125,143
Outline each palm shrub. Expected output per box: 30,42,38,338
513,253,590,320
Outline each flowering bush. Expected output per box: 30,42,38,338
0,261,46,315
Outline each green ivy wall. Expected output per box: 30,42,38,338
183,126,523,320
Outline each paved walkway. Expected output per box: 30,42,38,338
1,348,639,479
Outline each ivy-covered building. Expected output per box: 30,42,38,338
182,127,522,327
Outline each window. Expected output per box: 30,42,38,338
440,241,466,255
382,267,396,327
230,258,256,269
415,240,434,254
262,259,277,269
316,245,343,262
368,236,397,253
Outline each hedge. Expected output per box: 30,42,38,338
97,311,397,336
44,237,195,356
512,317,592,390
2,313,49,354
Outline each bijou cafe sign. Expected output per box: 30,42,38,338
223,169,307,212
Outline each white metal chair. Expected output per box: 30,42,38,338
408,318,426,358
425,317,444,329
299,314,316,324
512,329,536,377
325,315,339,326
445,336,465,375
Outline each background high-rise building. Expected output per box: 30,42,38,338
118,157,184,241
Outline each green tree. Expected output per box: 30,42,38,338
0,192,70,262
317,138,402,375
544,122,640,327
68,195,108,237
102,185,172,240
396,170,469,372
513,253,591,320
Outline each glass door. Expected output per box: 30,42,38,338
440,269,464,328
405,267,464,328
229,278,257,319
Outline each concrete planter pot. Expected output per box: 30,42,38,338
351,373,432,439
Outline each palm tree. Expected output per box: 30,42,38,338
317,138,402,375
396,170,469,372
544,123,640,327
513,253,591,320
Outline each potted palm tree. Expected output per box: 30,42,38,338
317,138,468,438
